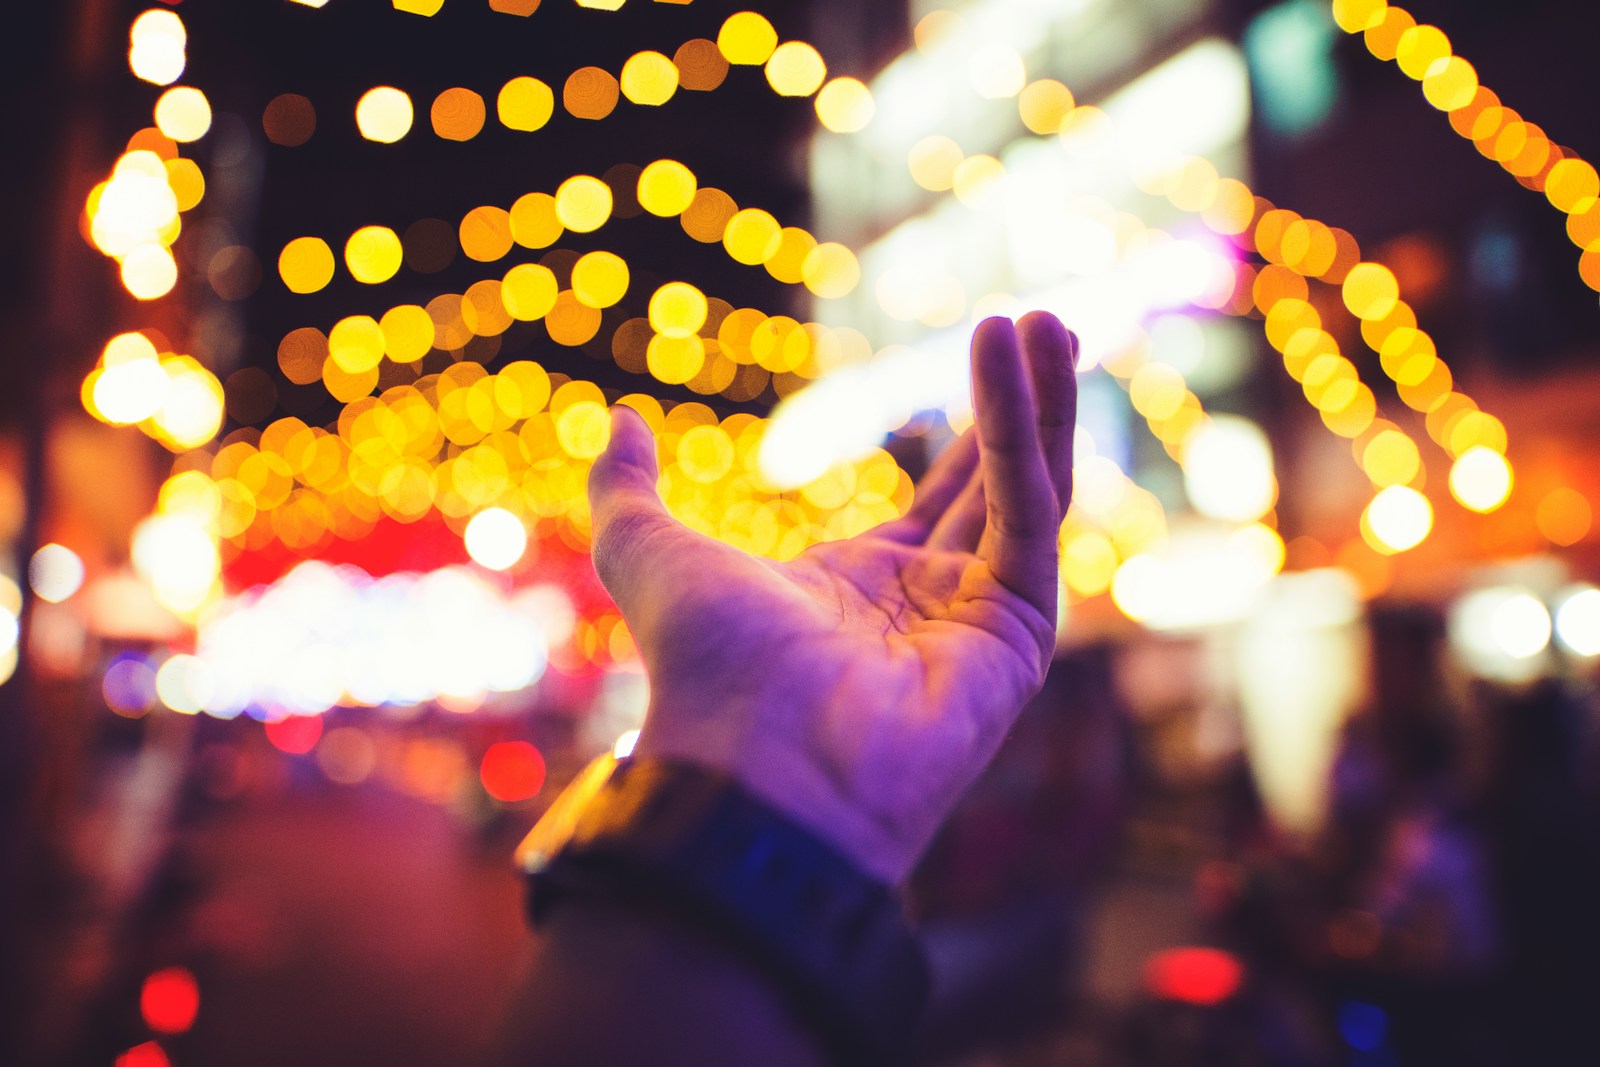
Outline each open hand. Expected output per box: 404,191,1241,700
586,313,1079,884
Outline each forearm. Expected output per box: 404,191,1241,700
497,897,828,1067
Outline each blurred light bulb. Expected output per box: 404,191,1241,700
465,508,527,570
30,544,85,603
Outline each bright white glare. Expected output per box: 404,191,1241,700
155,653,212,714
131,514,218,614
465,508,528,570
1147,313,1206,377
760,342,966,487
30,544,86,603
1448,446,1513,513
968,45,1026,98
765,234,1233,485
130,38,185,85
131,9,184,42
613,728,640,758
1099,39,1252,180
1492,593,1552,659
189,561,561,716
152,364,223,448
1554,587,1600,657
92,171,179,258
1234,568,1364,835
0,608,18,657
1182,416,1275,523
1450,586,1550,683
1364,486,1433,553
1110,522,1284,631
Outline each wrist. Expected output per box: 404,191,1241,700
633,699,929,886
521,756,930,1064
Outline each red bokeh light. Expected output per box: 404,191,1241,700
479,741,547,802
116,1041,171,1067
264,715,324,755
1143,946,1244,1006
140,966,200,1034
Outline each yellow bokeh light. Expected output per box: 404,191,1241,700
393,0,445,14
1332,0,1388,33
674,38,730,92
571,251,630,308
356,86,414,143
649,282,708,338
460,205,515,261
647,334,705,384
510,191,564,248
502,263,559,320
120,244,178,300
801,242,859,299
952,155,1004,206
380,304,435,362
564,66,620,120
1394,24,1451,80
329,315,386,374
152,357,225,452
1421,56,1477,111
1362,485,1433,554
1360,428,1421,487
1447,410,1507,457
556,401,611,459
163,158,204,211
717,12,778,65
815,77,874,133
1341,262,1400,320
677,425,735,484
1536,487,1592,547
765,41,826,97
722,208,781,264
1365,6,1416,61
554,175,613,233
764,227,816,285
621,51,679,106
1448,446,1513,513
908,135,964,192
1546,159,1599,213
544,291,601,347
497,76,554,131
431,87,486,141
154,86,211,143
1018,78,1075,135
681,187,738,243
462,279,512,337
279,236,335,293
1063,530,1118,597
638,159,697,217
1129,363,1187,421
344,225,403,284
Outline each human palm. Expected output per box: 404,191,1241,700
587,314,1078,883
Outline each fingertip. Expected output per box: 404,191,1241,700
1016,311,1079,371
973,315,1019,349
603,404,658,473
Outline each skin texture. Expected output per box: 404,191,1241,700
586,312,1080,885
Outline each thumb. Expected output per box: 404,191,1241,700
587,405,676,607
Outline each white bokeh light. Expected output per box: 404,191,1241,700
464,508,528,571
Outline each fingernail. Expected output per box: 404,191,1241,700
1067,330,1081,371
